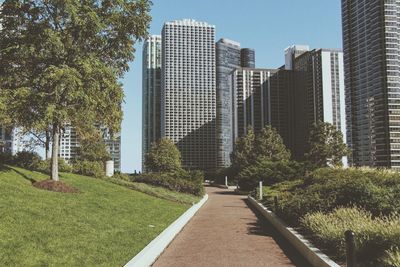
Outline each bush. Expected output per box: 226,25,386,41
237,160,301,191
72,160,104,178
13,151,42,170
0,152,13,164
132,170,204,196
275,167,400,225
36,158,73,174
301,207,400,266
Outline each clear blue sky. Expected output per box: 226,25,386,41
120,0,343,173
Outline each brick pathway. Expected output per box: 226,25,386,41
153,186,308,267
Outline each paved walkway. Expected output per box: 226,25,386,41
153,186,307,267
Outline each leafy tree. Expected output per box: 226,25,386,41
145,138,182,173
231,127,255,170
306,121,349,167
254,126,291,162
0,0,152,181
75,131,111,163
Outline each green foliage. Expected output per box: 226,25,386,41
76,134,111,162
145,138,182,173
35,158,73,174
305,121,348,168
0,0,152,180
254,126,291,162
132,170,205,196
237,160,301,191
231,127,255,170
0,152,13,164
72,160,105,178
13,151,42,170
301,207,400,266
382,249,400,267
271,167,400,225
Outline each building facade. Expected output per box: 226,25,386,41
0,126,22,155
215,39,256,168
291,48,347,163
161,19,216,173
142,35,162,170
342,0,400,168
59,126,121,172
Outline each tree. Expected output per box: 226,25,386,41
231,127,255,170
254,126,291,162
306,121,349,167
0,0,151,181
145,138,182,173
76,133,111,163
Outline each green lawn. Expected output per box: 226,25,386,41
0,165,190,266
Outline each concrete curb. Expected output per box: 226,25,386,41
124,194,209,267
248,196,340,267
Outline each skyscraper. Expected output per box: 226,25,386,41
142,35,162,170
291,48,347,163
215,39,256,168
342,0,400,168
0,126,22,155
284,45,310,70
161,19,216,173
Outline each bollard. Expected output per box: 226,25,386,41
259,181,263,200
225,176,228,187
274,196,279,213
345,230,356,267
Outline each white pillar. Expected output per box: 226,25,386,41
225,176,228,187
106,160,114,177
259,181,263,201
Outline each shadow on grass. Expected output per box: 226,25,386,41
0,164,11,173
243,198,312,267
9,167,37,184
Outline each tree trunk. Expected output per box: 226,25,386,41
45,130,50,160
51,124,60,181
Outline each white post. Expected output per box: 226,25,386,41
105,160,114,177
259,181,263,200
225,176,228,187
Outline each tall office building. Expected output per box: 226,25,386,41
0,126,22,155
59,126,121,172
342,0,400,168
142,35,162,170
241,48,256,68
231,68,298,153
161,19,216,173
284,45,310,70
290,48,347,163
215,38,256,168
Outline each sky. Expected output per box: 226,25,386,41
120,0,343,173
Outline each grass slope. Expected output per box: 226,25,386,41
0,166,190,266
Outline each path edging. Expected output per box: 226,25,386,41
248,196,340,267
124,194,209,267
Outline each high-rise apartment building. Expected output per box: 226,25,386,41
142,35,162,170
161,19,216,173
290,48,347,163
0,126,22,155
215,38,256,168
342,0,400,168
59,126,121,172
231,68,298,153
284,45,310,70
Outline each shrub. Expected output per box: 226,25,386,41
301,207,400,266
112,172,130,181
237,160,301,191
13,151,42,170
72,160,104,178
0,152,13,164
276,167,400,224
36,158,73,174
132,170,204,196
382,249,400,267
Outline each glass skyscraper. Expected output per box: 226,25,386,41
342,0,400,168
142,35,162,170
